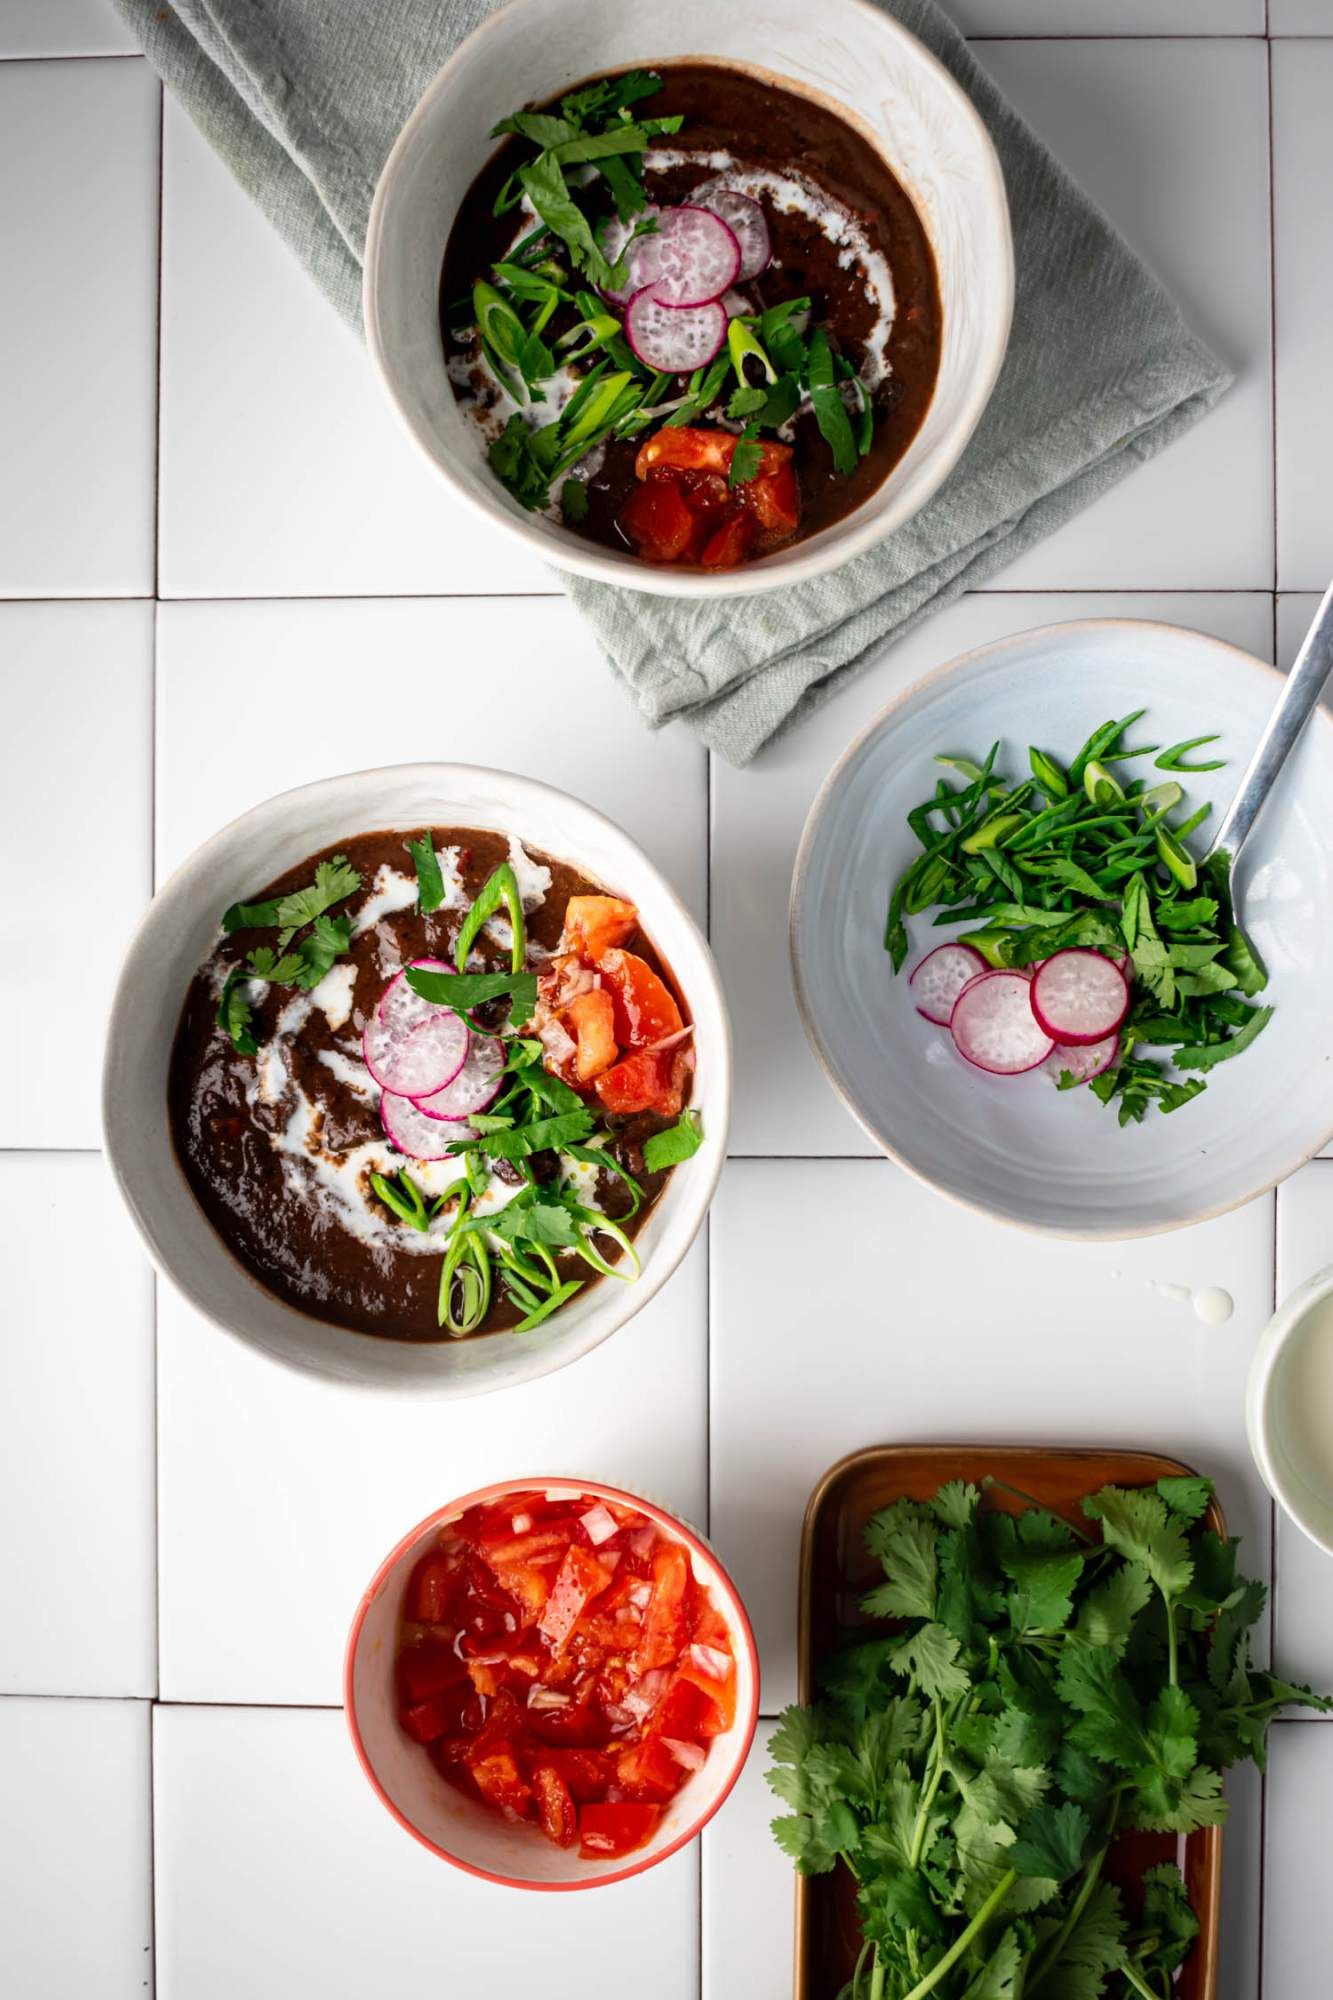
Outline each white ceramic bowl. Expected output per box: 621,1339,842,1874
791,620,1333,1239
344,1476,759,1889
102,763,729,1394
363,0,1013,597
1248,1265,1333,1559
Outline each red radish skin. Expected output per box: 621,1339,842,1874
910,943,988,1026
624,288,727,374
413,1035,505,1121
1030,949,1130,1047
628,204,741,306
694,187,771,280
1046,1034,1120,1085
380,1091,474,1159
950,970,1055,1076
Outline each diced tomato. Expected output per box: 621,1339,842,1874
619,477,696,562
565,986,619,1082
483,1559,554,1620
743,458,800,536
593,1048,683,1118
633,1542,691,1675
578,1800,662,1859
637,426,735,477
699,510,757,570
562,895,639,961
531,1763,579,1847
396,1636,468,1705
538,1748,617,1801
406,1549,459,1625
595,950,683,1049
675,469,732,520
538,1545,614,1657
523,1684,608,1748
616,1734,682,1802
691,1600,732,1651
645,1671,708,1743
400,1683,482,1744
679,1650,737,1733
465,1742,531,1819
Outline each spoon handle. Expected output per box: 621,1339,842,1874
1211,576,1333,865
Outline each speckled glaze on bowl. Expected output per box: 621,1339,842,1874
791,620,1333,1240
102,764,729,1394
345,1476,759,1888
363,0,1013,596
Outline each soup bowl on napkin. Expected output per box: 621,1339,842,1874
363,0,1013,596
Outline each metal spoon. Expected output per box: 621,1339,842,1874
1206,577,1333,898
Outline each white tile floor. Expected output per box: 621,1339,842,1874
5,4,1333,1996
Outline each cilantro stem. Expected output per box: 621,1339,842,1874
1120,1963,1163,2000
900,1871,1017,2000
1026,1823,1113,1994
908,1699,947,1869
867,1949,886,2000
1166,1602,1179,1687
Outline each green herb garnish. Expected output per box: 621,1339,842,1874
769,1476,1331,2000
885,718,1272,1122
216,968,257,1056
453,861,526,975
405,965,537,1030
642,1108,704,1172
370,1170,433,1233
406,835,446,915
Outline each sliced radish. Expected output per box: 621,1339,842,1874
380,958,453,1035
412,1034,504,1121
910,943,989,1026
380,1091,473,1159
371,1010,469,1098
695,186,771,280
950,971,1054,1076
624,287,727,374
1030,949,1130,1047
629,204,741,306
1047,1034,1120,1085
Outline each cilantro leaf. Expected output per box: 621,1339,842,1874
1074,1561,1153,1656
220,895,282,934
886,1623,971,1701
862,1501,938,1621
1008,1802,1092,1882
216,968,258,1054
727,434,765,487
272,854,361,940
406,835,446,914
642,1109,703,1173
1156,1474,1213,1521
1083,1485,1193,1602
560,476,590,524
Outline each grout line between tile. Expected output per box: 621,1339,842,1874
1266,36,1280,598
145,1695,157,1997
152,81,164,605
0,50,145,64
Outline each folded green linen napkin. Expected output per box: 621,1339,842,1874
118,0,1231,764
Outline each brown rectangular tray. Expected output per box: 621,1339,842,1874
794,1444,1223,2000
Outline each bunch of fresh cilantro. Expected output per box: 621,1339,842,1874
768,1476,1329,2000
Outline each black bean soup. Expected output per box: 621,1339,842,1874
441,62,942,570
169,828,694,1342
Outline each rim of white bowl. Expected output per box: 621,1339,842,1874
789,617,1333,1243
1246,1261,1333,1560
361,0,1015,598
344,1474,761,1889
101,762,731,1396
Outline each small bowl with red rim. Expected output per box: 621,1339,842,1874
345,1476,759,1888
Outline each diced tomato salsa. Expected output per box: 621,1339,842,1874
395,1491,736,1860
534,896,692,1120
618,427,800,570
